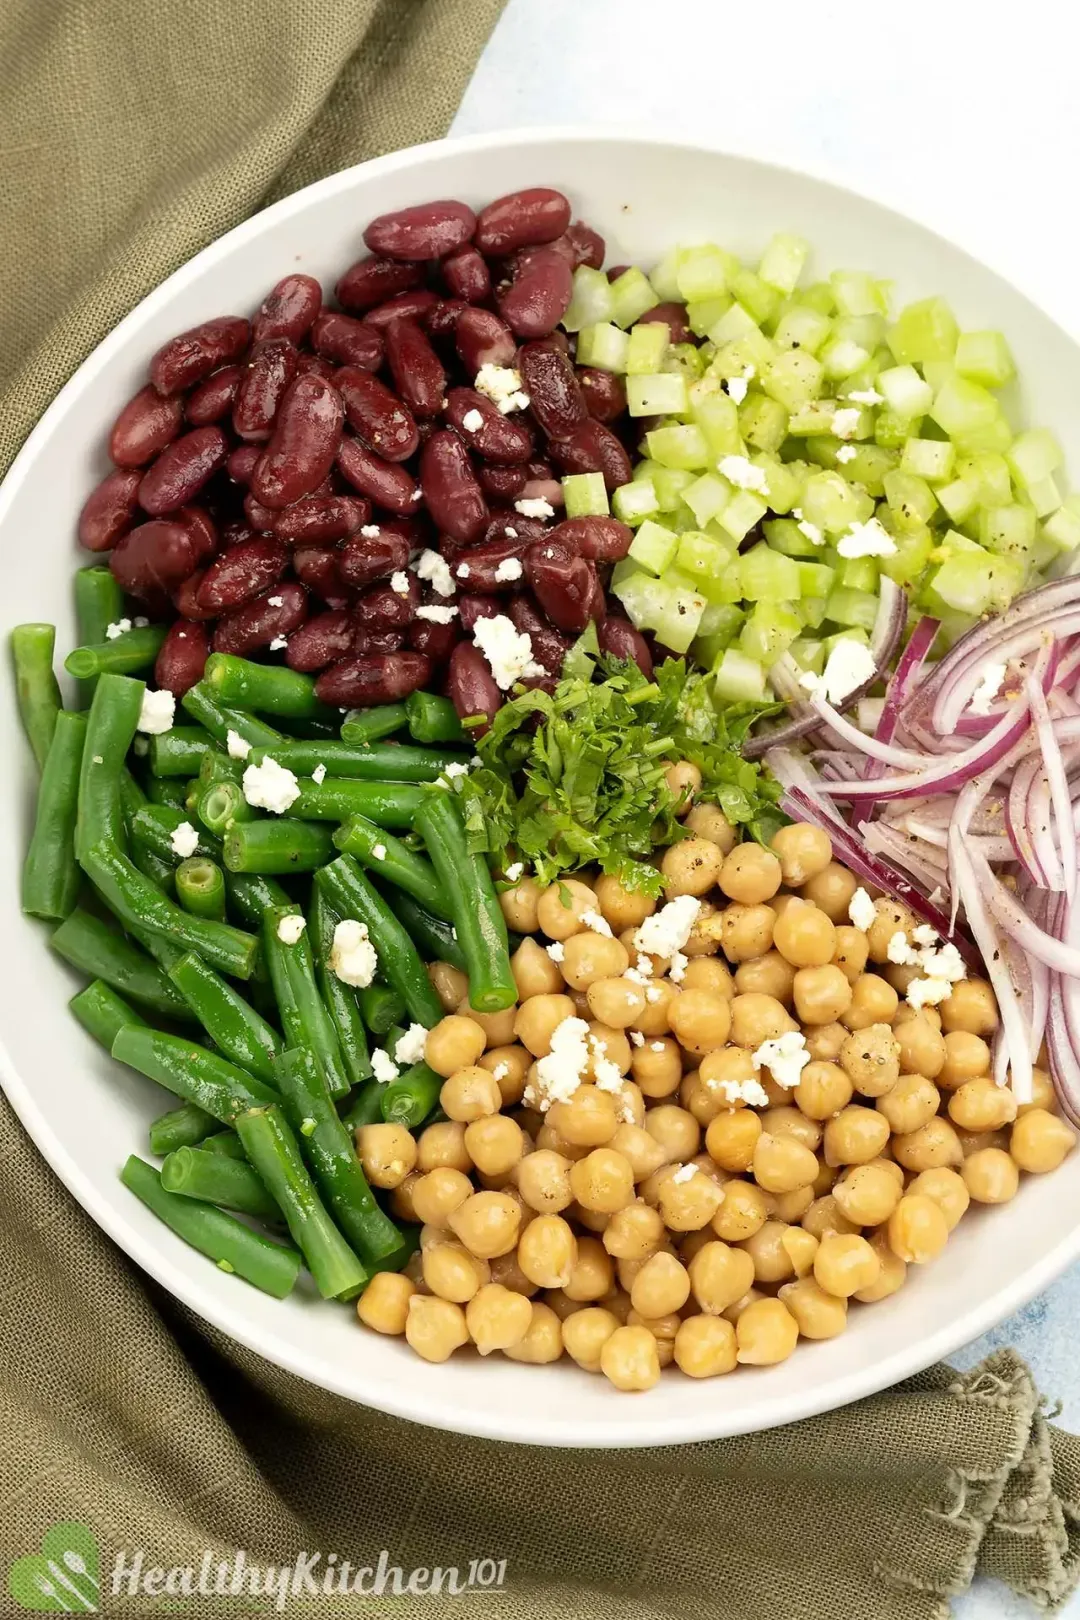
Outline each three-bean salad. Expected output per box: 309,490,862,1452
11,182,1080,1391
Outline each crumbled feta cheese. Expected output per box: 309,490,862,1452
815,638,878,704
494,557,524,583
415,604,458,623
133,616,149,629
718,454,769,494
670,1163,698,1185
504,526,518,539
633,895,701,959
267,596,284,608
371,1047,400,1083
504,862,524,882
461,408,485,433
330,918,378,988
474,364,529,413
912,924,938,948
92,755,103,765
752,1030,810,1089
390,571,410,596
721,1076,772,1107
545,941,565,963
919,942,966,985
581,908,613,938
242,755,300,814
630,1031,645,1047
442,762,469,779
456,564,471,580
473,614,545,690
137,688,175,735
906,976,952,1010
169,821,199,859
635,953,655,979
276,914,306,945
105,618,132,640
796,518,825,546
360,525,381,538
847,388,884,406
645,984,662,1002
227,729,252,760
837,518,896,559
395,1023,428,1066
669,951,688,983
835,444,858,464
415,549,456,598
969,663,1007,717
849,888,877,932
268,636,288,651
887,930,918,965
371,843,387,861
533,1016,592,1108
724,365,755,404
514,497,555,520
492,1062,509,1082
831,407,862,439
310,763,327,785
590,1036,624,1093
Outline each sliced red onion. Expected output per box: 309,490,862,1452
1028,672,1077,901
949,831,1033,1103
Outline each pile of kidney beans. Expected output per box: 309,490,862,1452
77,186,666,726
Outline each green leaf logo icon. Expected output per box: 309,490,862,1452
9,1522,100,1612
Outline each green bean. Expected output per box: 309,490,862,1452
181,681,282,749
73,568,125,707
201,1130,246,1159
288,779,424,826
205,653,336,722
69,979,149,1052
145,776,190,811
199,749,243,786
149,1101,218,1157
234,1106,368,1299
274,1047,403,1265
315,857,443,1028
75,673,144,862
121,1154,301,1298
222,819,333,874
65,625,167,682
415,791,516,1013
148,726,214,777
196,778,257,837
161,1144,279,1222
132,845,176,892
340,704,407,745
275,714,340,742
406,690,467,745
357,981,407,1036
174,856,227,921
167,952,282,1085
22,710,86,921
51,908,192,1020
112,1026,277,1122
247,740,468,783
222,870,290,931
334,816,451,920
381,886,466,972
309,883,371,1087
11,623,62,771
380,1062,443,1129
83,839,259,980
261,905,349,1100
131,804,220,866
339,1081,388,1132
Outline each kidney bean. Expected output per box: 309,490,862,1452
475,188,571,256
454,307,517,373
518,342,587,439
251,375,344,510
295,352,337,383
449,535,531,593
442,246,491,304
150,317,251,395
638,301,694,345
548,418,632,491
220,520,256,548
271,494,369,545
171,505,218,562
310,311,382,373
355,575,419,632
338,527,411,589
334,367,419,464
576,366,627,423
227,444,260,485
364,200,475,260
138,426,228,516
482,511,546,547
196,536,289,613
171,570,215,621
292,547,351,610
584,570,606,623
232,340,298,441
457,594,502,632
548,515,633,562
336,256,424,313
524,539,600,633
408,615,460,664
361,289,442,332
520,477,564,509
212,581,308,656
497,247,573,340
507,595,571,678
446,642,501,735
244,492,279,532
419,431,487,543
110,520,200,595
426,299,469,346
383,318,446,419
252,273,322,343
515,236,575,273
336,436,422,515
599,615,653,678
565,220,605,270
181,366,238,428
315,651,431,707
284,610,357,672
108,386,185,468
477,463,527,501
78,468,142,551
445,388,534,465
359,629,407,655
155,618,209,695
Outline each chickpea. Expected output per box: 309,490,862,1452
499,874,542,934
832,1162,902,1226
706,1108,762,1173
593,873,656,932
841,974,899,1031
716,842,781,905
510,938,563,1003
668,989,732,1055
462,1282,531,1356
883,962,922,998
645,1104,701,1164
823,1105,890,1167
937,1031,992,1090
735,1297,799,1365
940,979,999,1037
626,1250,688,1318
517,1214,578,1288
404,1294,469,1362
865,899,915,964
1016,1067,1056,1117
770,823,833,887
685,801,738,852
536,878,597,941
772,1185,815,1224
456,1000,517,1050
515,1148,573,1214
832,925,870,987
780,1225,819,1277
684,901,726,958
416,1120,471,1176
712,1179,769,1242
489,1249,539,1297
568,1148,635,1214
812,1159,837,1197
884,1192,949,1264
892,1013,945,1078
428,959,469,1013
659,1166,724,1231
720,903,777,963
730,993,796,1050
792,1060,851,1121
548,1084,619,1148
662,758,702,811
699,1044,758,1094
391,1171,423,1224
793,965,853,1026
962,1147,1019,1204
514,994,575,1057
948,1077,1018,1134
411,1166,473,1227
814,1232,881,1297
558,932,628,991
480,1044,531,1107
554,1306,615,1371
357,1270,415,1335
905,1167,969,1231
597,1206,657,1266
687,1240,755,1314
778,1277,848,1339
751,1133,819,1195
557,1234,613,1303
877,1073,941,1136
586,975,647,1029
440,1066,501,1124
891,1117,963,1172
681,959,735,998
503,1300,564,1364
1010,1109,1076,1174
805,1022,848,1062
587,1022,633,1077
662,836,726,899
801,1194,859,1240
801,861,857,922
848,1229,905,1302
632,1035,682,1099
600,1323,661,1390
631,977,681,1037
425,1015,486,1077
772,900,835,970
734,951,796,1002
422,1241,489,1303
355,1122,417,1190
669,1313,734,1377
836,1024,900,1098
448,1190,521,1259
741,1219,796,1284
609,1123,668,1182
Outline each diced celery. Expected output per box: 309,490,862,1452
576,322,630,372
837,556,879,593
830,270,888,318
1042,495,1080,553
899,437,955,482
715,648,767,703
922,360,956,393
833,314,887,353
823,627,870,658
877,363,934,419
1027,475,1062,518
562,472,609,519
707,302,761,347
883,469,937,531
765,517,825,559
717,490,769,544
731,270,781,328
649,249,683,302
675,530,735,598
664,342,705,381
820,339,871,381
650,571,708,653
802,469,872,535
762,350,825,412
887,297,959,365
738,393,788,454
802,282,837,317
625,322,669,376
690,390,742,457
790,636,825,675
797,561,836,596
759,234,809,295
1007,427,1064,488
979,502,1037,562
805,437,842,471
754,455,800,514
936,475,980,525
673,245,731,302
645,423,708,470
931,547,1024,614
681,472,731,527
628,519,679,576
627,374,689,418
610,267,660,329
798,597,829,630
652,466,695,511
772,304,832,356
698,600,745,640
687,296,732,337
955,330,1015,389
928,375,1000,438
739,600,802,665
878,526,934,586
825,587,879,632
952,415,1013,455
712,333,777,382
562,267,615,333
610,567,665,630
874,408,918,450
612,479,659,527
739,543,801,601
788,400,846,437
837,444,898,497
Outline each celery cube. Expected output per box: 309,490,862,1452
955,331,1015,389
797,561,836,596
690,390,741,457
576,322,630,372
772,304,833,355
931,548,1024,614
762,350,825,412
738,393,788,454
718,491,769,544
610,568,662,630
664,343,705,382
837,444,898,497
628,520,679,575
759,234,810,295
687,296,732,337
825,587,879,632
952,415,1013,455
831,271,888,318
764,518,825,559
645,423,708,469
1027,476,1062,518
790,636,826,675
1042,496,1080,553
755,455,800,514
651,571,708,654
928,375,1001,439
731,270,781,328
612,479,659,527
739,543,801,601
979,503,1037,562
936,476,980,525
820,339,871,381
884,469,937,531
802,282,837,317
878,527,934,586
627,374,689,418
1007,428,1064,488
652,466,695,511
874,408,918,450
682,472,731,528
625,322,669,375
899,437,955,482
649,250,682,302
802,470,872,536
877,363,934,420
740,601,802,665
712,331,777,380
676,244,739,302
675,531,735,596
887,297,959,365
562,472,609,519
562,267,615,333
837,556,879,593
799,597,829,630
715,648,767,703
922,360,956,393
707,302,760,347
788,401,845,437
609,268,660,329
698,600,745,640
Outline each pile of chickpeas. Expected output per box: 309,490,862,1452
351,792,1076,1392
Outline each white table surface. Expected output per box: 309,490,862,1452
453,3,1080,1615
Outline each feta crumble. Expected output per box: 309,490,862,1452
797,518,825,546
390,571,410,596
835,444,857,464
461,408,485,433
590,1036,624,1093
724,365,755,404
670,1163,698,1185
494,557,524,583
473,614,545,690
242,755,301,814
887,930,917,965
105,618,132,640
137,688,175,735
630,1031,645,1047
276,914,306,945
800,639,878,705
474,364,529,414
847,388,884,406
504,861,524,882
415,604,458,623
394,1023,428,1066
169,821,199,859
371,1048,400,1083
718,454,769,494
545,941,565,963
718,1077,771,1107
581,908,613,938
633,895,701,959
752,1030,810,1089
330,918,378,988
669,950,688,983
831,407,862,439
415,549,456,598
514,497,555,520
311,763,327,785
969,663,1007,717
456,564,471,580
442,762,469,779
360,525,381,539
226,729,252,761
372,843,387,861
836,518,896,559
906,976,952,1010
533,1016,592,1107
849,888,877,932
267,595,284,608
268,636,288,651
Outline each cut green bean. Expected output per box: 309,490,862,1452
51,907,192,1020
73,568,126,707
76,673,145,862
340,704,407,745
175,857,227,921
205,653,336,721
167,952,282,1085
381,887,466,972
262,905,349,1100
357,981,407,1036
132,844,176,892
274,1047,403,1265
334,816,451,920
148,726,214,777
145,776,191,810
161,1145,279,1222
196,778,257,837
11,623,62,771
315,856,443,1028
406,690,467,744
22,709,86,920
222,870,291,931
121,1154,301,1298
288,779,425,826
339,1081,388,1131
131,803,220,866
69,979,149,1051
222,818,333,874
276,715,340,742
201,1130,246,1159
415,791,516,1013
234,1105,368,1299
309,883,371,1087
199,749,243,786
65,625,167,682
247,740,468,783
380,1062,443,1129
181,681,282,749
112,1025,277,1122
149,1101,218,1157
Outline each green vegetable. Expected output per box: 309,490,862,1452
11,624,62,771
22,709,86,921
69,979,148,1052
174,856,227,921
72,569,124,708
161,1144,279,1222
148,1101,218,1157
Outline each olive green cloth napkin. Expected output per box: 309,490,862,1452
1,3,1080,1616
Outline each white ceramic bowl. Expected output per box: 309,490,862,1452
2,128,1078,1449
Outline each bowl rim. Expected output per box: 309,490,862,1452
2,122,1078,1449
